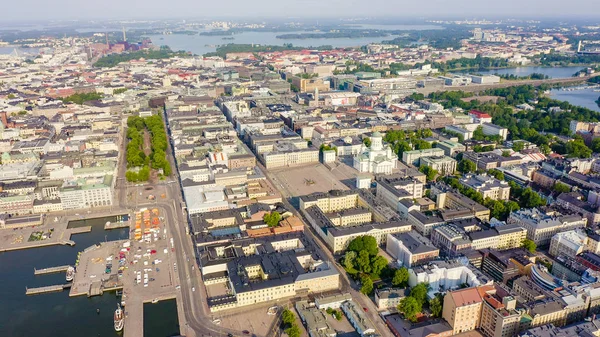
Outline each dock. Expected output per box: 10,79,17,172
104,222,130,230
34,265,71,275
26,283,71,295
69,226,92,235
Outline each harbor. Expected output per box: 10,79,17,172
7,207,182,336
63,207,180,337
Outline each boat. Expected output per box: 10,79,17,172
66,266,75,282
114,303,124,332
151,298,159,304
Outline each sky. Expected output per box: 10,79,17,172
5,0,600,21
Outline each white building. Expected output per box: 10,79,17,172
482,123,508,140
409,260,487,298
549,230,588,257
59,176,114,210
353,132,398,175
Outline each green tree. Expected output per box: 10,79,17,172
392,267,409,287
487,169,505,181
553,182,571,193
419,165,439,182
565,138,592,158
512,142,525,152
540,144,551,155
522,239,537,253
371,255,389,276
501,150,512,157
347,235,379,256
413,139,432,150
458,159,477,174
398,297,422,322
363,137,371,147
343,251,357,271
356,250,372,274
282,309,295,328
429,294,444,318
285,325,301,337
394,140,412,158
410,283,430,306
360,275,374,295
263,212,281,227
592,138,600,153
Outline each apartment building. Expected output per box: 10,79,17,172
508,209,587,246
59,176,114,210
482,123,508,141
199,232,340,312
470,225,526,251
376,176,424,211
299,190,359,213
556,193,600,225
374,288,408,311
420,156,457,175
261,145,319,169
304,205,411,254
459,174,510,201
402,148,445,166
341,300,376,336
409,259,491,297
524,299,567,329
386,231,439,268
442,285,495,334
430,224,472,257
295,301,337,337
480,293,522,337
436,140,466,158
549,230,588,257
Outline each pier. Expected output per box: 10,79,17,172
26,283,72,295
104,222,130,230
34,265,71,275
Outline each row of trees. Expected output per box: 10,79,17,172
59,92,103,104
125,115,171,182
142,114,172,176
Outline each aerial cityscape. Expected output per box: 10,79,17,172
3,2,600,337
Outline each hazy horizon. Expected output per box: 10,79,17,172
5,0,600,21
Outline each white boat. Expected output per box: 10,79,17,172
151,298,159,304
66,266,75,282
114,303,124,332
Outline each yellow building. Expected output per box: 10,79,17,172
443,285,495,334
